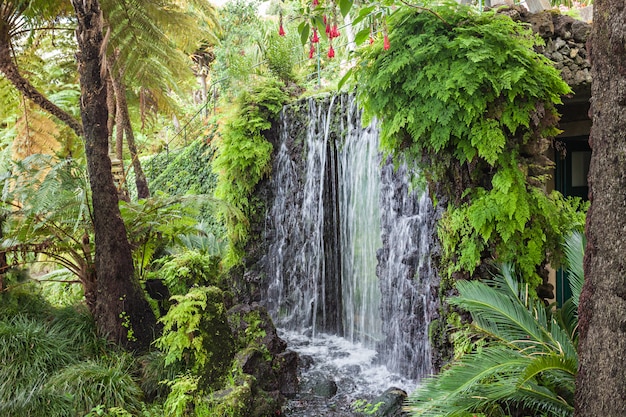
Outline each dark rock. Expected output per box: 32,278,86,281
299,354,315,371
276,350,299,397
369,387,409,417
571,20,591,43
528,11,554,38
301,371,338,399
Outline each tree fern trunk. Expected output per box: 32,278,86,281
72,0,156,352
110,65,150,199
575,0,626,415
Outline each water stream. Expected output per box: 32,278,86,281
263,94,437,410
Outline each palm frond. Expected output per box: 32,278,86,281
408,347,529,416
450,275,548,349
563,231,584,307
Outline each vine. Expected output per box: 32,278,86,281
355,2,587,286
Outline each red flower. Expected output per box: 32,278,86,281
309,45,315,59
331,24,340,38
325,22,331,35
312,28,319,43
279,24,286,36
328,45,335,58
383,34,390,50
369,36,375,45
323,15,327,25
312,0,319,6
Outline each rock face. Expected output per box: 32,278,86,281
227,303,299,414
499,7,592,91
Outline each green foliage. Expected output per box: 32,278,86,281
1,155,94,282
440,187,587,287
146,138,218,198
262,26,302,84
155,286,235,389
119,194,200,279
352,399,385,415
153,250,221,295
213,77,289,264
408,263,580,417
46,354,144,416
354,3,584,283
0,290,109,417
212,0,266,97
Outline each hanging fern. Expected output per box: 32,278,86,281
212,77,289,265
355,2,586,286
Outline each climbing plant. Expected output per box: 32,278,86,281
354,2,586,286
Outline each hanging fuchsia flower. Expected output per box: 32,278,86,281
309,44,316,59
383,34,390,50
279,11,285,36
312,0,319,6
369,36,375,45
328,45,335,58
325,22,331,35
311,28,319,43
323,15,327,25
331,24,340,38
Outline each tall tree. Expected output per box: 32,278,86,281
71,0,156,351
575,0,626,415
100,0,219,200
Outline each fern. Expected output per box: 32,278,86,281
212,77,289,265
355,2,585,285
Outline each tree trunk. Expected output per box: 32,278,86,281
0,30,83,137
575,1,626,415
109,69,150,199
71,0,156,351
106,75,116,152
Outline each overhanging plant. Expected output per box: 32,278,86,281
354,1,586,287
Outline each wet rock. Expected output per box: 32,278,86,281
276,350,299,397
228,303,287,354
228,303,299,398
368,387,409,417
299,354,314,371
301,372,338,399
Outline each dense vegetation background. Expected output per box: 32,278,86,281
1,0,619,416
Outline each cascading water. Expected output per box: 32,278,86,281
263,93,437,402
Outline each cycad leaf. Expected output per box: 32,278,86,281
564,231,585,307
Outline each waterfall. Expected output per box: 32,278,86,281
264,93,436,381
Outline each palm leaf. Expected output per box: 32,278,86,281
408,347,529,416
563,231,584,307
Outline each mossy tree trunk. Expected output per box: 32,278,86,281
72,0,156,351
575,0,626,415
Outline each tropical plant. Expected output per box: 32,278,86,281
212,76,289,264
0,0,82,137
354,1,585,287
0,155,97,303
407,232,585,417
99,0,220,199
